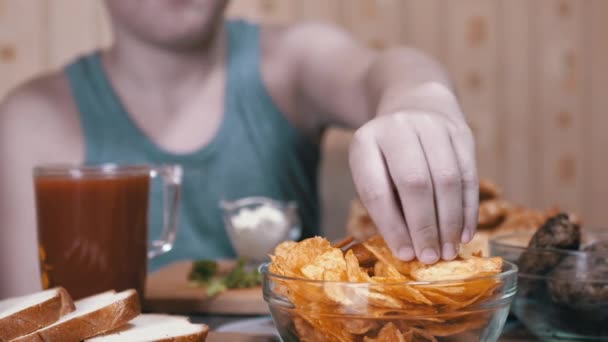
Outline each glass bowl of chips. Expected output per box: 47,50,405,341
490,229,608,341
262,236,518,342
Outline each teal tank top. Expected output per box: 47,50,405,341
65,20,321,271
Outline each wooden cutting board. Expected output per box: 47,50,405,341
144,260,268,315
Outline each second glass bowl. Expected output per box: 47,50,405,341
490,230,608,341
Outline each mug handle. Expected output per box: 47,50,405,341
148,165,183,259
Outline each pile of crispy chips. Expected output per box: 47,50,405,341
476,179,560,235
268,236,504,342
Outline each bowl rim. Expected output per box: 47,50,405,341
220,196,297,211
259,260,518,286
489,231,608,257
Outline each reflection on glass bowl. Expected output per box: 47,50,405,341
490,230,608,341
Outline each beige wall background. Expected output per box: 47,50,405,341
1,0,607,239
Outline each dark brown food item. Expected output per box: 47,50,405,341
582,240,608,253
518,213,581,276
548,240,608,320
549,256,608,302
512,214,606,336
527,213,581,249
479,179,501,202
477,199,510,229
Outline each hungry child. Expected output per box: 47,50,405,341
0,0,478,297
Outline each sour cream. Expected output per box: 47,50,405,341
227,203,293,261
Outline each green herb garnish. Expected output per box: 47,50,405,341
189,260,218,282
189,258,262,297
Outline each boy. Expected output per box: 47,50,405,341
0,0,478,296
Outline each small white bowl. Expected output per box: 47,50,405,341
221,197,301,262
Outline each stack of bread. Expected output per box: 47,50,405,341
0,287,208,342
346,179,557,255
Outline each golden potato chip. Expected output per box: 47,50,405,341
408,328,439,342
294,314,347,342
385,326,438,342
273,240,297,258
401,330,414,342
337,286,406,314
370,279,432,305
420,314,489,337
301,313,355,342
430,286,497,311
421,285,466,296
300,264,326,280
289,283,335,307
363,322,406,342
424,278,499,306
406,310,492,339
365,291,405,309
280,236,334,276
410,257,502,282
269,255,300,277
416,281,499,311
293,316,324,342
322,270,352,306
342,318,378,335
301,248,347,281
345,250,371,283
373,305,439,317
363,236,413,275
332,236,355,249
373,261,406,279
347,243,377,266
463,278,500,295
416,288,462,307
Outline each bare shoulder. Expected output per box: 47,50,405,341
0,71,84,162
0,72,83,297
260,20,363,64
261,20,357,47
1,71,75,125
259,21,371,80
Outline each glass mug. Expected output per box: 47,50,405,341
33,164,182,300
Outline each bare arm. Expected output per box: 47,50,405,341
0,75,83,297
279,22,478,263
277,22,458,127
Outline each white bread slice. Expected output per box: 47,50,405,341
0,287,75,341
86,314,209,342
12,289,140,342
